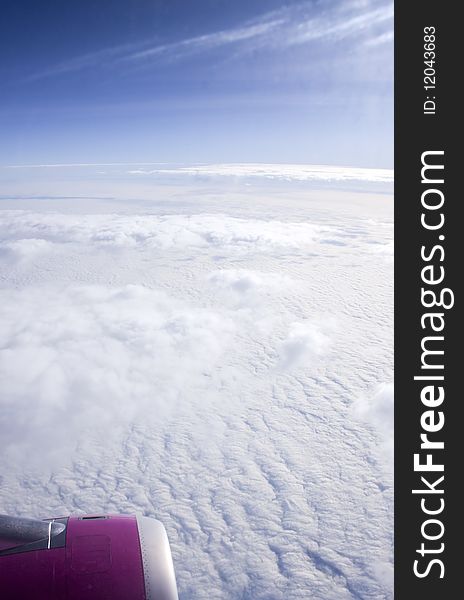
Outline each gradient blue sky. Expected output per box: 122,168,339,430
1,0,393,167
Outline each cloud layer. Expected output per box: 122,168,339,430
0,182,393,599
0,210,338,253
129,163,394,184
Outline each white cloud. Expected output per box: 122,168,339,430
352,383,394,458
0,238,53,264
0,284,234,465
0,210,339,253
278,320,333,370
208,268,291,293
207,268,293,312
0,183,393,599
129,163,394,183
367,239,394,260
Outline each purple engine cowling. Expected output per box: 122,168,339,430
0,513,178,599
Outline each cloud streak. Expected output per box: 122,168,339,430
2,162,169,169
126,19,285,62
287,4,393,46
22,0,393,82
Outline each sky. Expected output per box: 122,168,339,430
0,0,393,168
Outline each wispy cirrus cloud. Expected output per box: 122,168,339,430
21,14,285,83
2,162,168,169
286,4,393,46
22,0,392,83
364,30,394,47
22,41,145,83
125,19,285,63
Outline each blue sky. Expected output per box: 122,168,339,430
0,0,393,167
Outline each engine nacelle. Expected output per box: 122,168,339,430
0,513,178,599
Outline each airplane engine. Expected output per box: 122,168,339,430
0,513,178,599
